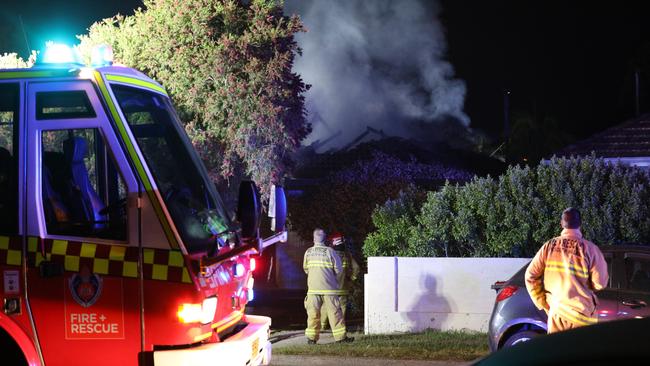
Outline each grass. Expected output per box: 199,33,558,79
274,329,489,361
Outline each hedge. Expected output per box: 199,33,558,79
364,155,650,258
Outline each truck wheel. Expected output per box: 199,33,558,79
502,330,543,348
0,328,27,366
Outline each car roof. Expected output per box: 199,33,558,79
601,245,650,255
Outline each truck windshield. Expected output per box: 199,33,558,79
111,84,231,253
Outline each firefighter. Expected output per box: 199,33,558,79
303,228,353,344
321,233,360,330
525,207,609,333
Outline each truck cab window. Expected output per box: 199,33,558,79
0,83,19,234
112,85,231,253
41,128,127,240
36,90,96,120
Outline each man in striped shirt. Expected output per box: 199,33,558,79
525,207,609,333
303,228,353,344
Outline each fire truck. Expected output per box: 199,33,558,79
0,44,287,366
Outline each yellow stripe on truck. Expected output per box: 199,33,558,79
105,74,168,96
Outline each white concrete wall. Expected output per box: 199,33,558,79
364,257,530,334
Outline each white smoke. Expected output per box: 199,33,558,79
285,0,469,150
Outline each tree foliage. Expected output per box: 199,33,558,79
364,185,428,257
0,51,37,69
289,151,472,250
77,0,309,196
365,155,650,258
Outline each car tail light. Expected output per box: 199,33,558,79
250,258,256,272
177,296,218,324
496,285,519,302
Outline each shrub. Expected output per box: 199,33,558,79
365,155,650,258
363,185,427,257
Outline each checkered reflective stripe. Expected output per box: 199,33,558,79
0,236,21,266
0,236,191,283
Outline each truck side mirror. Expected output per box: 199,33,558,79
237,181,261,240
268,185,287,233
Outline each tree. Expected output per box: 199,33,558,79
0,51,36,69
77,0,309,198
506,110,572,165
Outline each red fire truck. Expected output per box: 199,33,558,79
0,44,287,365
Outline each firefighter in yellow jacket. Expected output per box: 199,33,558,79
303,228,353,344
321,233,360,330
525,207,609,333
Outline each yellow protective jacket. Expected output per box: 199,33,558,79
303,242,342,295
332,249,360,295
525,229,609,326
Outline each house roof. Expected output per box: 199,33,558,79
554,114,650,158
293,136,505,183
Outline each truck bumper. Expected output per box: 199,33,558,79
153,315,272,366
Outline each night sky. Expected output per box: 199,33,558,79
0,0,141,56
2,0,650,143
442,0,650,141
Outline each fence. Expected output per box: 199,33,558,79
364,257,530,334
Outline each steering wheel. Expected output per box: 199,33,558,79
99,198,127,216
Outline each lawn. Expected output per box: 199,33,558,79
274,329,489,361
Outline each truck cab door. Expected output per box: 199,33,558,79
25,80,142,366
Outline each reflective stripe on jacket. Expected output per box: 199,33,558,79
525,229,609,326
304,243,342,294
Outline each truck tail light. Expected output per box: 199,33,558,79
250,258,256,272
177,296,218,324
496,285,519,303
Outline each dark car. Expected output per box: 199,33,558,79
488,245,650,351
476,317,650,365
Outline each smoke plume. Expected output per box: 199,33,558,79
285,0,468,150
